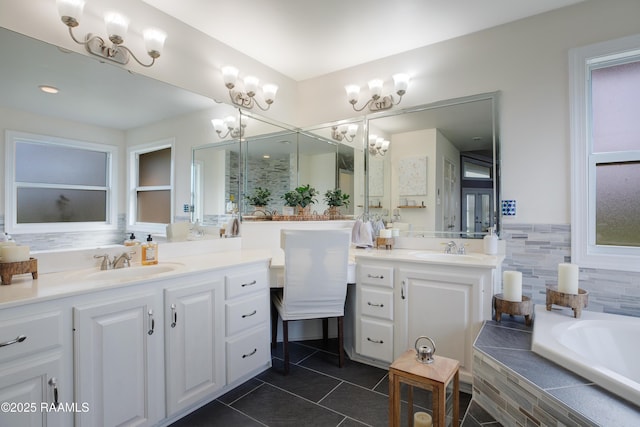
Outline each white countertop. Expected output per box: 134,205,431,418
352,247,505,268
0,248,271,309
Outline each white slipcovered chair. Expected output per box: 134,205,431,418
271,229,351,374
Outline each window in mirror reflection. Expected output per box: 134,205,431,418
129,142,173,230
6,131,117,233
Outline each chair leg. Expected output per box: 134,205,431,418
322,318,329,348
337,316,345,368
283,320,290,375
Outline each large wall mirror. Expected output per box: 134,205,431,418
366,92,500,237
0,26,226,250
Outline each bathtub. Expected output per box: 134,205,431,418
532,305,640,407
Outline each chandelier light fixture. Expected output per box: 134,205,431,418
222,66,278,111
345,73,410,112
368,134,390,156
211,116,246,139
331,124,359,143
56,0,167,68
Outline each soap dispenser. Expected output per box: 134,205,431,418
124,233,140,247
483,227,498,255
141,234,158,265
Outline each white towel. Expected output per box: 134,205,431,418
351,219,362,244
355,220,374,248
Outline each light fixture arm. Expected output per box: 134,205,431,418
228,89,273,111
350,93,404,112
331,126,357,142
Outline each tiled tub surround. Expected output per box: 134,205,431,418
472,314,640,426
501,224,640,318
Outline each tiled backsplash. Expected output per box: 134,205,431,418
501,223,640,317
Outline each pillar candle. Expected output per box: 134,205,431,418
1,245,30,262
379,229,392,238
558,263,579,294
503,270,522,302
414,411,433,427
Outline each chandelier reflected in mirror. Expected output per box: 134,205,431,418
368,134,390,156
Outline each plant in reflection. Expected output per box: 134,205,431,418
282,190,301,207
244,187,272,207
324,188,350,208
294,184,318,208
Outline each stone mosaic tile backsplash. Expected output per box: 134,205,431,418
501,223,640,317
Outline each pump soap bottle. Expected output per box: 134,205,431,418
483,227,498,255
141,234,158,265
124,233,140,247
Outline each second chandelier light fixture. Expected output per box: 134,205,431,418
345,74,410,112
222,66,278,111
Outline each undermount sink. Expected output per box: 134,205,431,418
407,252,491,262
83,262,184,281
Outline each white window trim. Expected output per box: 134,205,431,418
569,34,640,272
4,130,118,234
127,138,175,235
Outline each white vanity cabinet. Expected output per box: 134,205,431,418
164,276,225,416
73,290,164,427
355,263,395,363
395,264,498,384
224,267,271,385
0,305,71,427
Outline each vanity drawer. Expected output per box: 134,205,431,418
0,311,62,363
359,318,394,362
358,265,393,288
226,326,270,384
360,287,393,320
225,269,268,300
225,293,268,336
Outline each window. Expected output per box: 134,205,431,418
570,34,640,272
128,140,174,233
4,131,117,233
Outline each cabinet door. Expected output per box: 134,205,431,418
0,356,63,427
74,292,162,427
398,269,483,376
164,279,224,416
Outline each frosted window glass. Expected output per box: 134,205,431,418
591,60,640,153
137,190,170,223
595,161,640,247
139,148,171,186
16,142,107,186
463,161,491,179
17,188,107,223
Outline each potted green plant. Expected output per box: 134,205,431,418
281,190,301,215
294,184,318,215
324,188,350,217
244,187,272,208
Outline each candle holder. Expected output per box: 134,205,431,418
493,294,533,326
545,287,589,318
0,258,38,285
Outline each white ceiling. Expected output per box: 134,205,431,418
142,0,584,81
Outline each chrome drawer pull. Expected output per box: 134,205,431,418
241,280,257,287
367,274,384,279
148,310,155,335
242,348,257,358
0,335,27,348
170,304,177,328
367,302,384,308
367,337,384,344
48,377,60,408
242,310,257,318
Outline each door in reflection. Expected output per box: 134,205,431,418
462,189,493,234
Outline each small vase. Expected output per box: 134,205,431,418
297,205,311,216
327,206,340,218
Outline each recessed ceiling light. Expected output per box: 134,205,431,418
39,85,59,94
472,136,483,141
263,154,271,159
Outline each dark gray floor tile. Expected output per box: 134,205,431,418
270,341,320,364
320,382,389,427
258,360,341,403
338,418,370,427
232,382,345,427
217,378,263,404
464,400,499,424
299,352,387,389
169,400,263,427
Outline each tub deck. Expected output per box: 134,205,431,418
470,307,640,426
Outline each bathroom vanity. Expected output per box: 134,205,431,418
351,249,503,385
0,242,271,427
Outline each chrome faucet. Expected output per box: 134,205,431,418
444,241,458,254
112,251,134,269
94,253,111,270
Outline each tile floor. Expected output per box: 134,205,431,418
170,339,477,426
